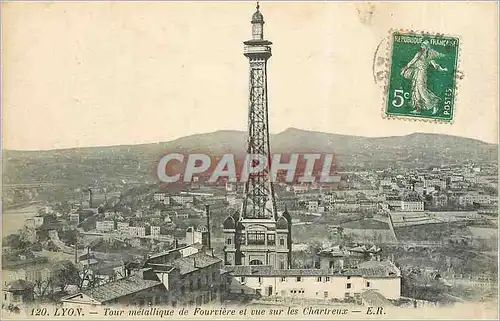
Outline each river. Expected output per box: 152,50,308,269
2,204,42,236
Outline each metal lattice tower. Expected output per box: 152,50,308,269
240,3,277,220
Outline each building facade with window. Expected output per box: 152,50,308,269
61,249,223,308
223,260,401,301
2,257,54,287
3,279,35,309
400,200,424,212
96,220,115,233
222,209,292,269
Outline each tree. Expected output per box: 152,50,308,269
51,261,79,292
306,241,323,268
77,268,101,290
482,186,498,196
33,279,53,298
53,256,102,291
30,242,43,252
3,234,29,250
45,240,59,252
60,229,78,246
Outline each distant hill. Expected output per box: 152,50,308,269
3,128,497,186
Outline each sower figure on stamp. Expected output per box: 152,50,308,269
400,40,448,115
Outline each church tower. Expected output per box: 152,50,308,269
223,3,292,270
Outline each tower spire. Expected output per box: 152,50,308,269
242,3,275,219
250,2,265,40
222,4,291,270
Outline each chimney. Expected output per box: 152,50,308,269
88,188,93,208
174,238,179,249
125,262,131,277
74,234,79,264
121,260,126,278
205,204,211,250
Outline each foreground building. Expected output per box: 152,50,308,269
61,245,223,307
2,279,35,309
223,260,401,301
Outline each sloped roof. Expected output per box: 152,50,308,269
223,265,363,277
276,216,288,229
223,260,400,278
172,252,221,275
357,260,400,277
223,216,236,229
361,289,393,306
4,279,35,291
2,256,49,269
252,8,264,23
189,243,205,250
222,265,274,276
81,275,163,303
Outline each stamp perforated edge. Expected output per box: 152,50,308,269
380,28,463,125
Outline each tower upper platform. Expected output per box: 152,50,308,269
245,2,272,58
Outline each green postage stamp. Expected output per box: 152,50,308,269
385,31,460,121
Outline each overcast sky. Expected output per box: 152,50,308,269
2,1,498,150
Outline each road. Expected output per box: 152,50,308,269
386,212,399,242
383,240,445,248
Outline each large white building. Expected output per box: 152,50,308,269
425,178,447,190
151,226,161,237
153,192,170,205
330,200,362,212
322,194,335,204
116,222,130,234
307,200,320,212
459,192,491,206
96,221,115,233
184,226,208,246
224,260,401,301
400,200,424,212
171,195,195,206
129,226,146,237
69,213,80,225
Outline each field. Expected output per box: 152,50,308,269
342,228,396,243
291,216,396,244
468,227,498,240
390,211,483,228
341,219,389,230
291,224,330,243
394,222,469,242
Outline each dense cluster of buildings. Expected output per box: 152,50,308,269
286,164,496,214
61,244,223,307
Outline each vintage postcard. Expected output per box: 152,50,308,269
1,1,498,320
